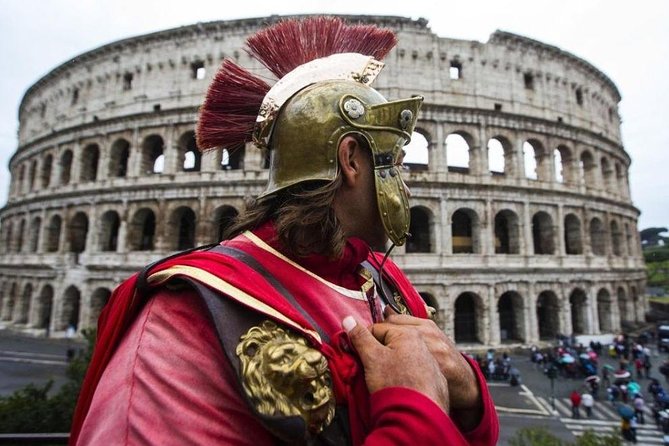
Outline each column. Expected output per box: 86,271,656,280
556,204,565,256
487,285,499,346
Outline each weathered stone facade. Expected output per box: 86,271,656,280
0,16,646,345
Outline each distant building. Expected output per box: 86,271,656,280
0,15,646,345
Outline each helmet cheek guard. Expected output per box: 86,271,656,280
338,95,423,246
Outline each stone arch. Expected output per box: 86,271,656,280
60,285,81,331
178,131,202,172
420,292,444,329
579,150,597,189
219,147,245,170
569,288,588,335
445,132,473,173
41,153,53,188
89,287,111,326
99,210,121,252
60,149,73,185
494,209,520,254
532,211,555,255
404,130,430,171
141,134,165,174
45,215,62,252
2,283,17,321
407,206,433,253
610,220,623,256
453,292,484,343
109,138,130,178
597,288,614,333
451,208,480,254
28,159,37,191
524,139,547,180
487,136,511,175
29,216,41,252
600,156,613,191
168,206,197,250
537,290,560,340
16,218,26,253
128,207,156,251
2,220,12,253
589,217,607,256
617,287,629,323
80,143,100,182
555,144,574,183
498,291,524,342
16,283,33,323
564,213,583,255
36,285,54,329
212,205,239,242
68,212,89,253
624,223,634,257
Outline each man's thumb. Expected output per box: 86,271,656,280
342,316,380,363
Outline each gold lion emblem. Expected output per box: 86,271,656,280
236,320,335,435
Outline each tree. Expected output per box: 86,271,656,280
640,227,668,248
509,427,622,446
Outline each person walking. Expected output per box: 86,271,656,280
633,394,645,424
570,390,582,419
581,391,594,417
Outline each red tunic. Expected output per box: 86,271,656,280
73,223,498,445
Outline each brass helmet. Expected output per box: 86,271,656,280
196,17,423,246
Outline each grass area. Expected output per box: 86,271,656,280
649,296,669,303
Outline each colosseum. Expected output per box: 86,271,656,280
0,15,647,346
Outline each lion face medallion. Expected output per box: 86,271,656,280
236,320,335,435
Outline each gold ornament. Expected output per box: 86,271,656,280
236,320,335,435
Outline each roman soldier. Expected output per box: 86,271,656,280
71,16,498,445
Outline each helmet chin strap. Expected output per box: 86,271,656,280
369,231,411,314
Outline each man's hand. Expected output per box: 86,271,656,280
373,308,483,431
343,316,450,414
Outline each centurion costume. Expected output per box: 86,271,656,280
71,17,498,446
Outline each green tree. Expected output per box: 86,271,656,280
0,329,95,433
509,427,622,446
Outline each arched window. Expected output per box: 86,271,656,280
589,217,607,256
60,150,73,185
446,133,470,173
569,289,588,334
495,210,520,254
610,221,623,256
523,141,538,180
420,293,443,328
36,285,54,329
28,160,37,191
179,131,202,172
99,211,121,252
617,287,629,323
625,223,634,257
41,154,53,188
68,212,89,253
17,284,32,324
129,208,156,251
597,289,613,332
213,206,239,242
579,150,597,188
2,221,12,253
80,144,100,182
219,147,245,170
141,135,165,174
451,209,478,254
498,291,524,342
487,138,506,175
536,291,560,340
16,219,25,253
169,207,196,250
532,211,555,255
555,145,575,183
109,139,130,178
60,286,81,331
2,283,17,321
46,215,62,252
406,207,431,253
600,157,613,191
89,288,111,327
564,214,583,255
29,217,42,252
454,292,483,343
404,130,429,171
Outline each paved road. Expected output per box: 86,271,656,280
0,329,85,396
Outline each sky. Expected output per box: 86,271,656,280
0,0,667,229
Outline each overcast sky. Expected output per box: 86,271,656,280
0,0,667,229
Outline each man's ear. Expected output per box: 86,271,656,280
337,136,363,187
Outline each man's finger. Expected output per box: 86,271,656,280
342,316,383,364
